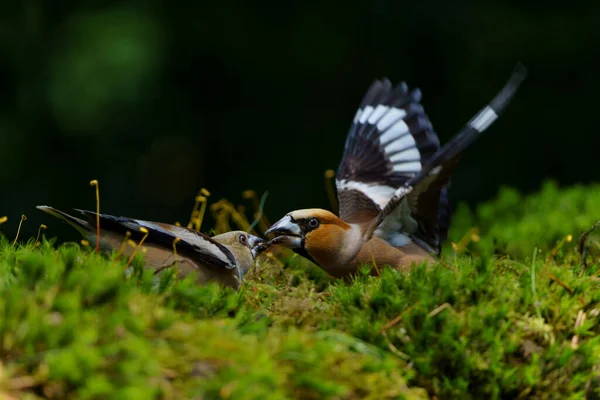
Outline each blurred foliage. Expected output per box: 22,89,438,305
48,7,164,135
1,1,599,241
2,183,600,398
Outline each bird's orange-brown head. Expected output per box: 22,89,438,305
265,209,362,267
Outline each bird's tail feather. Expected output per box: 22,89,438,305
36,206,92,236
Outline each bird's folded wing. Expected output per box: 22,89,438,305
74,209,238,271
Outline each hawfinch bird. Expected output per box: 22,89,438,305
265,64,527,278
37,206,264,289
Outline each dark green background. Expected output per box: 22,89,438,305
1,1,598,241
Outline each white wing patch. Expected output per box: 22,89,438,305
389,147,420,162
391,161,422,173
384,133,415,153
367,105,389,124
336,179,395,209
358,105,375,124
377,108,407,131
379,120,410,144
353,106,422,175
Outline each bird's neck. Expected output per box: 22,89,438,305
336,224,364,264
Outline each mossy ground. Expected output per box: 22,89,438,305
2,180,600,399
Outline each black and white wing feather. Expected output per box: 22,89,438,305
77,209,238,271
37,206,239,271
335,78,445,249
367,63,528,253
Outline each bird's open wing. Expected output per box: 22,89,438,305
74,209,238,271
365,63,528,252
336,79,441,225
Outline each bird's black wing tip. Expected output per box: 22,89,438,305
489,62,528,114
513,61,528,80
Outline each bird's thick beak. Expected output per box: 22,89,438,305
248,234,265,248
265,215,302,237
249,235,266,259
264,215,303,250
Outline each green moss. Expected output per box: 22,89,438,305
2,181,600,399
448,180,600,258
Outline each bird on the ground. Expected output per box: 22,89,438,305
37,206,264,289
263,64,527,278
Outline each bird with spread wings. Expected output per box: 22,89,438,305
262,64,527,278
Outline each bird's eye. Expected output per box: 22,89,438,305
238,234,248,245
308,218,319,229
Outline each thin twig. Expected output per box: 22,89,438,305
380,303,417,333
547,272,574,294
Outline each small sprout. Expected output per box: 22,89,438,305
81,240,90,247
324,169,338,214
12,214,27,248
174,221,181,227
89,179,100,254
371,251,381,277
547,233,575,262
187,199,201,229
188,189,210,231
115,231,132,261
172,237,181,273
452,227,480,253
35,224,47,246
126,227,149,270
0,216,7,225
192,217,201,231
196,196,210,232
